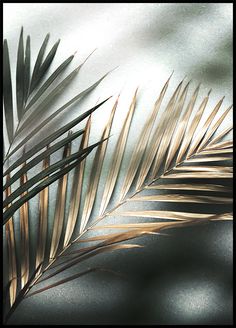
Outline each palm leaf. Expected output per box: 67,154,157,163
19,162,30,289
63,117,91,248
3,129,84,190
175,90,211,164
6,72,111,162
35,154,50,278
197,107,232,152
23,35,31,104
135,78,184,189
3,28,112,208
3,139,106,224
29,33,49,94
16,27,25,120
186,156,231,163
3,29,232,324
18,60,82,135
25,54,74,111
32,38,60,91
207,126,232,147
49,135,71,260
22,80,231,296
119,74,171,202
145,183,231,192
152,80,190,176
79,96,118,233
3,40,14,143
5,175,17,308
164,83,200,171
99,89,138,216
187,97,225,157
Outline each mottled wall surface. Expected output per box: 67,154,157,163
3,3,233,325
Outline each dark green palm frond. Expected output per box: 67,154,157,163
5,73,110,162
3,40,14,144
3,28,111,321
3,137,107,224
3,29,232,324
29,33,50,95
16,27,25,120
3,28,110,165
3,28,112,225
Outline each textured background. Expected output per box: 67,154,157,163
3,3,233,325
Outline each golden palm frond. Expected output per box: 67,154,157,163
3,29,233,323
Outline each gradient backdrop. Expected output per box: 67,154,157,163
3,3,233,325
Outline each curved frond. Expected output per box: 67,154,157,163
22,78,232,297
